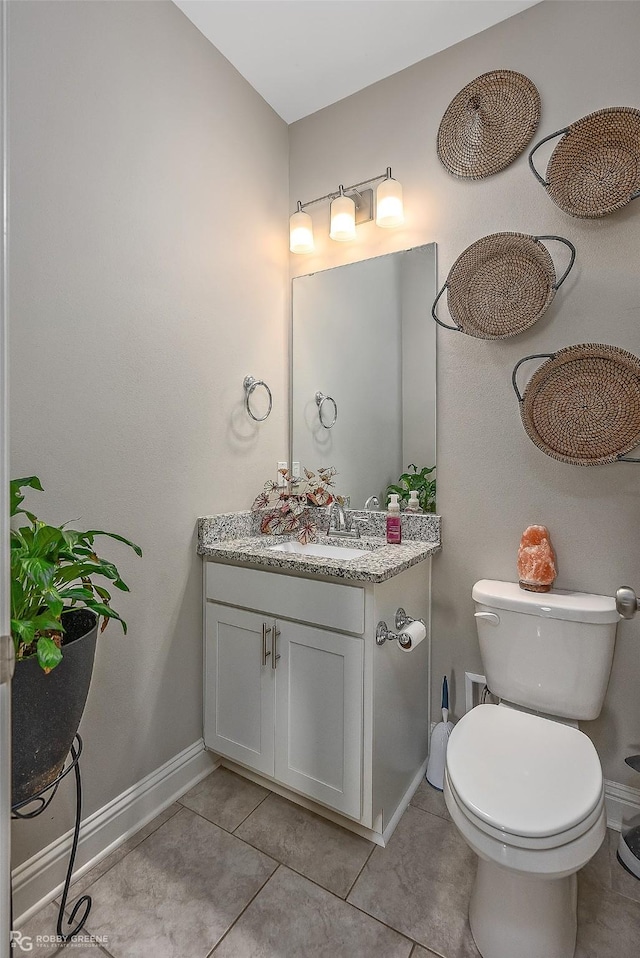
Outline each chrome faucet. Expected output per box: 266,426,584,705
328,500,348,534
328,501,367,539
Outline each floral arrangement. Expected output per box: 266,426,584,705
252,466,343,544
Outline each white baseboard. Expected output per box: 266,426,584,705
12,739,218,927
382,756,430,847
604,778,640,831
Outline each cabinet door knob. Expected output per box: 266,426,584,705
271,623,281,670
262,623,272,667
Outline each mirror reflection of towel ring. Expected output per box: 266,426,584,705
315,391,338,429
243,375,273,422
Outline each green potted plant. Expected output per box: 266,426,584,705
386,464,436,513
10,476,141,805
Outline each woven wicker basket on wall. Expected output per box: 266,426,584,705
529,107,640,218
437,70,540,179
432,232,575,339
512,344,640,465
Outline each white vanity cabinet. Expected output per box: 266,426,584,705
205,604,364,818
203,557,431,842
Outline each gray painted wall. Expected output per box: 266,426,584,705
9,0,288,864
290,0,640,786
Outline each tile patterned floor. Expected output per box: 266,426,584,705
18,768,640,957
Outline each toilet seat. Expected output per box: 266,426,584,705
446,769,604,851
445,704,603,841
444,768,606,879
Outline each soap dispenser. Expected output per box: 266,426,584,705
386,493,402,544
406,490,423,513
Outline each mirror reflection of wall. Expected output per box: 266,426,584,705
291,244,436,509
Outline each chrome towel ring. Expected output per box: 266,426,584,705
315,391,338,429
243,375,272,422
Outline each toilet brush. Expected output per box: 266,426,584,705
426,675,454,791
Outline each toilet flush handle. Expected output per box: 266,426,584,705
616,586,639,619
474,611,500,625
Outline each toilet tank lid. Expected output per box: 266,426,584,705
472,580,619,624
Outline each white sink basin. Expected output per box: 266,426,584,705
268,541,368,561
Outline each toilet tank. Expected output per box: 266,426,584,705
472,580,619,721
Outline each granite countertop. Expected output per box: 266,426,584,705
197,510,441,584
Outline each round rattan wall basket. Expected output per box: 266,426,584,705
512,344,640,465
529,107,640,218
437,70,541,179
432,232,576,339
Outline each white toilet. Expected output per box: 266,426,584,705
444,579,619,958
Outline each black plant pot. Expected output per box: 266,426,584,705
11,608,98,807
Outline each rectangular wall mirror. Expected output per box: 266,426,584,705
290,243,437,509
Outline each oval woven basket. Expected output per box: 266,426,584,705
512,344,640,465
437,70,541,179
529,107,640,218
432,232,576,339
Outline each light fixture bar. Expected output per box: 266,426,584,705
290,168,403,253
296,170,391,212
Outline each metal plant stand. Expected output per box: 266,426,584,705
11,735,91,941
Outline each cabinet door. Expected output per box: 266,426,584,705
204,604,275,776
274,622,363,819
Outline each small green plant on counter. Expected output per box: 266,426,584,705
10,476,142,672
387,464,436,513
252,465,344,543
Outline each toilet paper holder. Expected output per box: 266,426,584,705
376,608,425,648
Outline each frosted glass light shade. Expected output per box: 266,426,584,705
329,193,356,242
289,208,314,253
376,176,404,228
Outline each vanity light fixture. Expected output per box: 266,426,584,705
289,201,315,254
329,186,356,242
376,168,405,228
289,167,404,253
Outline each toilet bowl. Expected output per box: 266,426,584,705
445,704,606,958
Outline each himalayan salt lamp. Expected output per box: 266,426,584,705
517,525,557,593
